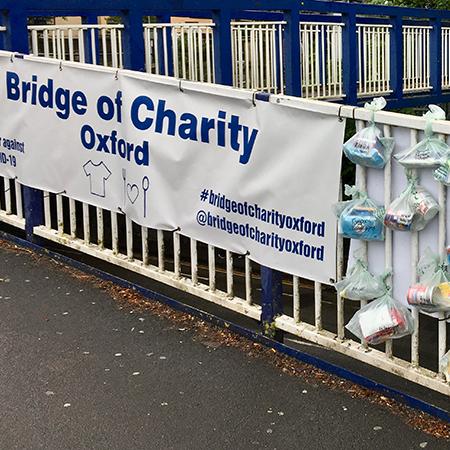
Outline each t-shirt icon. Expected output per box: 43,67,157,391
83,160,112,198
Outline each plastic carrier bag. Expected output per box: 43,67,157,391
384,173,439,232
440,350,450,382
334,185,385,241
343,97,394,169
407,248,450,311
335,250,387,301
346,291,414,345
396,105,448,169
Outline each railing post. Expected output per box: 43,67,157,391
283,9,301,97
254,92,284,341
156,14,174,76
82,15,99,65
390,15,404,102
212,8,233,86
430,17,442,97
341,12,358,105
121,9,145,72
260,266,284,341
4,8,45,242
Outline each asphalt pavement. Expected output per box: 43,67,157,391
0,241,448,450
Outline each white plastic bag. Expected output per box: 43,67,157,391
384,174,439,232
334,185,385,241
396,105,449,169
343,98,394,169
335,250,387,301
346,291,414,345
407,248,450,311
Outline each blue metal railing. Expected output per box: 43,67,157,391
1,0,450,107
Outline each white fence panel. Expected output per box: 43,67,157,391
231,21,284,94
143,23,215,83
301,23,344,99
29,24,123,68
403,25,431,92
357,24,391,96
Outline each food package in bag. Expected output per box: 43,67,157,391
346,292,414,345
343,97,394,169
396,105,449,169
384,174,439,232
335,251,387,301
334,185,385,241
407,248,450,311
439,350,450,382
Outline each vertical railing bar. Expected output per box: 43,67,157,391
56,194,63,234
384,124,393,358
44,191,51,228
226,250,234,298
190,238,198,285
142,226,149,265
15,180,23,219
83,203,90,244
208,244,216,292
173,231,181,279
245,255,253,305
69,198,76,238
96,207,103,249
111,212,119,255
157,229,165,271
126,216,133,261
410,129,420,367
293,275,300,323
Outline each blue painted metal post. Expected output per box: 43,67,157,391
260,266,284,340
429,18,442,98
283,9,302,97
341,12,358,105
211,9,233,86
121,8,146,72
82,15,98,65
156,14,174,76
4,8,45,242
390,15,404,101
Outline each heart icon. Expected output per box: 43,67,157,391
127,183,139,204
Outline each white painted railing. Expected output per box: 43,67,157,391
301,22,343,99
403,25,431,92
443,27,450,89
29,24,123,67
0,177,25,230
143,23,215,83
35,196,259,321
231,21,284,94
22,78,448,395
27,21,450,99
357,24,391,96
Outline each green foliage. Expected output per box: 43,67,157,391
366,0,449,10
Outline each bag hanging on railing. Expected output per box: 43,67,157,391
440,350,450,383
335,249,387,301
345,290,414,345
384,172,439,232
343,97,394,169
407,248,450,312
396,105,449,169
334,185,385,241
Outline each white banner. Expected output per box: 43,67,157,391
0,52,345,283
